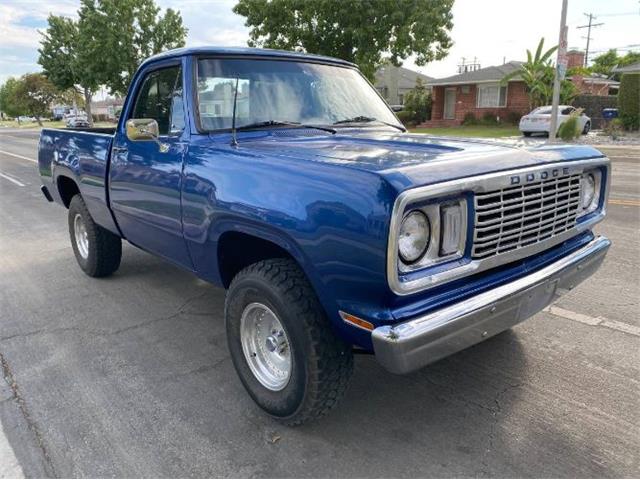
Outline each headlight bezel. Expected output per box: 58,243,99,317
578,168,602,218
397,197,468,273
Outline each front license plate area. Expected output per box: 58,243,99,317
517,279,558,321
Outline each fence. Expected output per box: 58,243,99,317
573,95,618,129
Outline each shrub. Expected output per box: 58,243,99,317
462,112,477,125
403,79,432,123
481,111,499,125
557,110,582,141
396,110,417,126
602,118,623,140
618,73,640,131
505,111,522,125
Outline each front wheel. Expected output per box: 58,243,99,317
225,258,353,425
68,194,122,277
582,121,591,134
522,131,532,137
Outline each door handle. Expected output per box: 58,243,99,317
112,146,128,153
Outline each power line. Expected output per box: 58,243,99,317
577,13,604,66
589,44,640,55
596,11,639,17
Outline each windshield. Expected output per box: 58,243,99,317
196,58,401,131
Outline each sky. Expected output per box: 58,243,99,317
1,0,638,95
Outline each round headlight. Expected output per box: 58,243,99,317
398,210,430,264
580,173,596,209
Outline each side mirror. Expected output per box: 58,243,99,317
125,118,169,152
126,118,159,141
390,105,403,112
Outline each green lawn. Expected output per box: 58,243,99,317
409,125,521,138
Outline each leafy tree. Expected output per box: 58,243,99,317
560,79,579,105
591,49,640,80
403,78,432,124
503,37,577,110
233,0,454,80
619,51,640,68
618,73,640,131
39,1,187,123
0,78,26,120
77,0,187,96
39,14,97,125
14,73,58,126
590,49,619,76
502,38,557,110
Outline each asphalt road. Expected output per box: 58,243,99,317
0,129,638,478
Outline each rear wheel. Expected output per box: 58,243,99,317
68,194,122,277
225,258,353,425
522,131,532,137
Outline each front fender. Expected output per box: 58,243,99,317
181,142,398,348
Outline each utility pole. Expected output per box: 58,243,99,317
549,0,568,142
577,13,604,66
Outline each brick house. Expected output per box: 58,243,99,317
423,61,529,127
566,49,619,96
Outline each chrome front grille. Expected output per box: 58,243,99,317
472,173,582,259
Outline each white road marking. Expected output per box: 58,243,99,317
545,305,640,337
0,150,37,163
600,319,640,337
0,421,24,479
0,172,25,187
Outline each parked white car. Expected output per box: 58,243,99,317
519,106,591,137
63,111,88,121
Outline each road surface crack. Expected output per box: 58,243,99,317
0,352,57,477
0,291,213,343
479,381,524,475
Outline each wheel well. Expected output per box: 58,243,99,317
217,231,295,288
57,176,80,208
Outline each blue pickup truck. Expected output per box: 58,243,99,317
38,47,611,424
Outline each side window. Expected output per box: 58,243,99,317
132,66,184,135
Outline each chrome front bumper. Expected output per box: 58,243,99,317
372,236,611,374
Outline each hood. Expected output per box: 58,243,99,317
233,130,605,192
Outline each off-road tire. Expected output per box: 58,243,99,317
225,258,354,425
68,194,122,277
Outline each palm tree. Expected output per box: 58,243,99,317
502,38,557,110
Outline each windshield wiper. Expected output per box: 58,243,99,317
236,120,336,134
333,116,406,132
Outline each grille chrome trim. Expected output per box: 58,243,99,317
472,173,582,259
387,157,610,296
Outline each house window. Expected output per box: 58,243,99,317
398,94,404,105
476,84,507,108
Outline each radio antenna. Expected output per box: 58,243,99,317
230,75,239,147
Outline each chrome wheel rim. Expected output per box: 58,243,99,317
240,302,291,391
74,213,89,259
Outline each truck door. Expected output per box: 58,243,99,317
109,62,193,268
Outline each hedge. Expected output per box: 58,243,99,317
618,73,640,131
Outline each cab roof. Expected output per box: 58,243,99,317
141,46,357,69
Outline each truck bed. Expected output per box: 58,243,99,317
39,128,120,235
